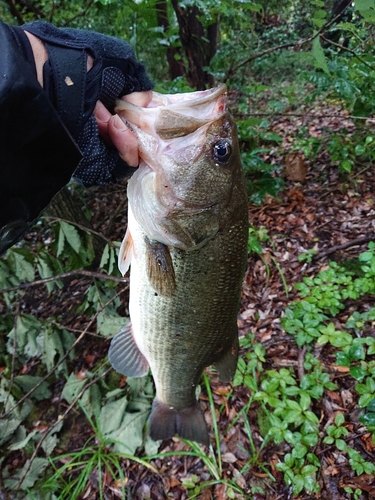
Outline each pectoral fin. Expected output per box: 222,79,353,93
108,323,149,378
118,227,133,276
145,237,176,296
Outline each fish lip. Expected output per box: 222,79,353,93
151,83,227,110
115,84,227,114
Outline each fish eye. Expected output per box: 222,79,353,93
213,139,232,164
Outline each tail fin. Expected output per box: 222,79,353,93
149,400,209,446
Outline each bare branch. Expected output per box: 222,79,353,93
314,235,375,260
62,0,94,26
224,3,353,81
321,34,375,70
42,215,114,245
0,269,128,295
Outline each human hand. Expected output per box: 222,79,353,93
22,21,154,186
94,91,152,167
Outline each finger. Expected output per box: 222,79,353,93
94,101,112,143
108,115,139,166
121,90,153,107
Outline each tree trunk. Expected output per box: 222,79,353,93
171,0,217,90
156,0,185,80
3,0,45,24
323,0,352,47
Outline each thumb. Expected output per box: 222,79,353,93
108,115,139,167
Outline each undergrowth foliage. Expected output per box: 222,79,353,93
233,241,375,497
0,219,158,497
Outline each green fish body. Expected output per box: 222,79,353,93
109,85,248,445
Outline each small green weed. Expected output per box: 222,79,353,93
42,405,157,500
229,243,375,496
276,243,375,495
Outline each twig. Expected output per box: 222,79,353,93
49,0,55,23
50,321,100,337
225,39,306,81
352,164,374,179
42,215,113,245
3,0,24,24
235,112,374,122
321,34,375,70
314,235,375,260
224,5,350,81
0,269,128,295
0,286,127,419
297,346,306,381
62,0,94,25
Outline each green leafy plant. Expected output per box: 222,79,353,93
323,413,349,448
278,244,375,494
360,398,375,430
42,402,157,500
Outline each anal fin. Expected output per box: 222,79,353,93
108,323,149,378
149,400,209,446
213,335,239,383
145,237,176,296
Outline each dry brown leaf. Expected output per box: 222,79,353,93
361,433,375,452
332,365,350,373
285,152,308,182
169,476,180,488
214,483,227,500
198,486,213,500
76,370,87,380
340,474,375,494
221,452,238,464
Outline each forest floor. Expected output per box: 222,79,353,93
2,105,375,500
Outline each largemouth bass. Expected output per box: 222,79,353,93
109,84,248,445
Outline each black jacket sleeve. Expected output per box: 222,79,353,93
0,20,82,255
0,20,154,255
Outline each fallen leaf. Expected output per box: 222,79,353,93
221,452,237,464
285,152,308,182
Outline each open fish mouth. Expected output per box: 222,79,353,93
115,84,227,141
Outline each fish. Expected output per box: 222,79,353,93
108,84,249,445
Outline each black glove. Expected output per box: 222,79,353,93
21,21,154,186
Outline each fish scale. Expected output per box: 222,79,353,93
132,216,248,409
